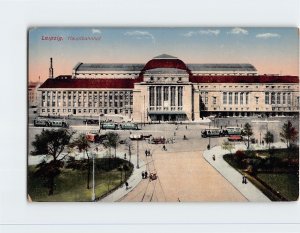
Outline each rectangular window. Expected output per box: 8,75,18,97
234,93,238,105
287,93,291,105
149,86,155,106
282,93,286,104
240,92,243,105
163,86,169,101
265,92,269,104
212,96,216,105
178,86,183,106
271,92,275,104
277,93,281,105
246,93,249,105
156,86,162,106
229,92,232,104
171,86,176,106
223,92,227,104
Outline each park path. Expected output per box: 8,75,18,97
202,142,288,202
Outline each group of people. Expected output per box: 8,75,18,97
144,149,151,156
142,171,148,179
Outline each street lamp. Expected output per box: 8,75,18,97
136,140,139,168
92,152,96,202
208,122,211,150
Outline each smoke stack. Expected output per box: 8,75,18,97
49,57,54,78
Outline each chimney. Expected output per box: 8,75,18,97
49,57,54,78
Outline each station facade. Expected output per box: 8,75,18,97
37,54,299,122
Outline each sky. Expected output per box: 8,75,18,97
28,27,299,82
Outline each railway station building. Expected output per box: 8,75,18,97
37,54,299,122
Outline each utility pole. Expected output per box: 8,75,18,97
92,153,95,201
136,140,139,168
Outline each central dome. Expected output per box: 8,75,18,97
142,54,190,72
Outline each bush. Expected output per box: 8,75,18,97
234,150,245,161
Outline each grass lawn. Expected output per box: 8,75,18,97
257,173,299,201
28,159,133,202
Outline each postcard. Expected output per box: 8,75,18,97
27,27,299,202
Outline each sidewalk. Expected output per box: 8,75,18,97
203,142,287,202
100,152,146,202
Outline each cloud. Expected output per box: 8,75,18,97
124,30,155,42
256,33,281,39
228,27,248,35
92,29,101,34
183,29,220,37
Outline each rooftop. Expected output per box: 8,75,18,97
187,64,257,72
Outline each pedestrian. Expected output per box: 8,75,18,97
174,132,176,136
144,171,148,179
242,176,245,184
244,176,247,184
212,155,215,161
186,125,187,130
125,181,129,190
145,150,147,156
142,171,145,179
124,153,127,160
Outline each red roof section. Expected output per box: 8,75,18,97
190,75,299,83
40,77,142,89
142,58,190,72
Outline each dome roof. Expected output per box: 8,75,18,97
142,54,190,73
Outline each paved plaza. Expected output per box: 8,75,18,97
28,115,299,202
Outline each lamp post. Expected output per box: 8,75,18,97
92,153,95,202
136,140,140,168
208,122,211,150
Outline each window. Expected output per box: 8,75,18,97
282,93,286,104
271,92,275,104
240,92,243,105
234,93,238,105
229,92,232,104
256,97,259,104
178,87,183,107
277,93,281,105
265,92,269,104
212,96,217,105
287,93,291,105
156,86,162,106
223,92,227,104
149,86,155,106
246,92,249,105
163,86,169,101
171,86,176,106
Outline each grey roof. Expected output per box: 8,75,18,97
187,64,257,72
153,54,178,59
75,63,144,72
144,68,188,74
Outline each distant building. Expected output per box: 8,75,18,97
28,81,41,107
37,55,299,121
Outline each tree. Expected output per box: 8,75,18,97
243,123,253,149
222,140,234,154
69,134,91,189
104,132,120,158
124,138,134,162
280,121,298,149
31,129,74,195
264,131,274,150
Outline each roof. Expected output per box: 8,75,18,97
187,64,257,72
39,77,142,89
144,68,188,74
153,54,178,59
190,75,299,83
75,63,144,72
142,58,190,73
